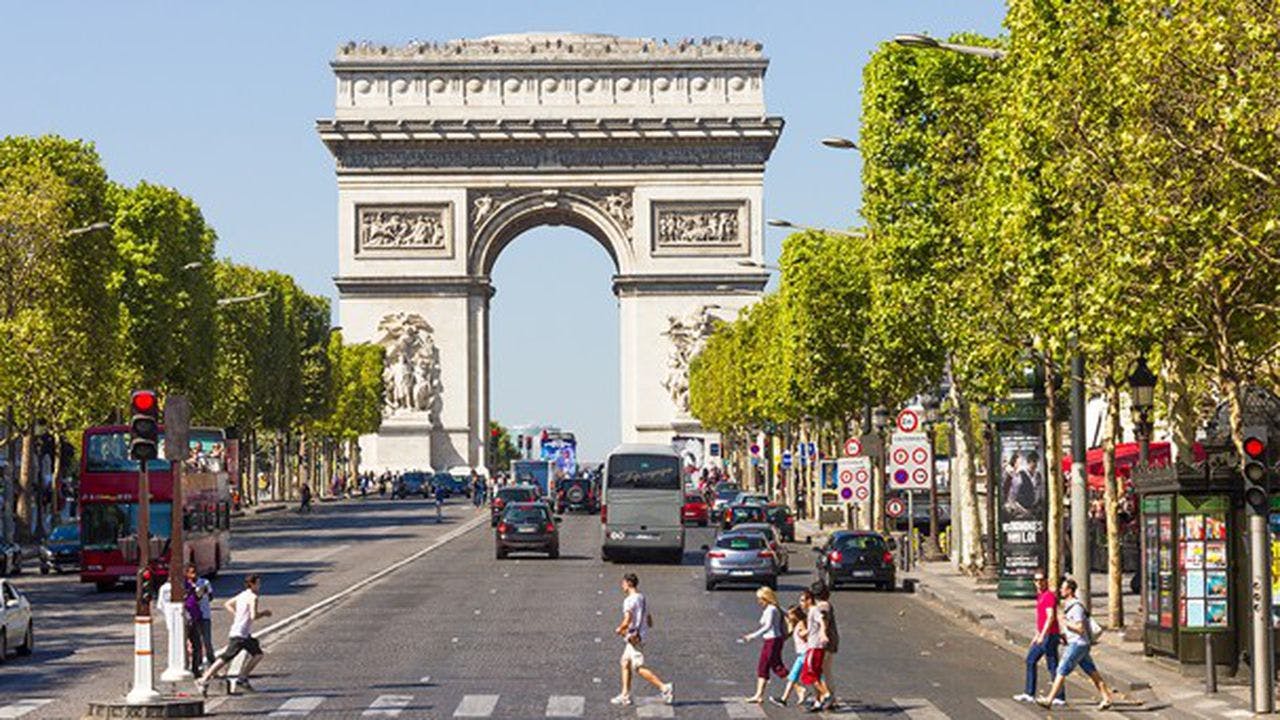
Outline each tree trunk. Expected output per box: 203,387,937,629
299,432,310,499
50,433,62,524
1044,358,1065,588
273,433,284,502
1103,376,1124,628
1162,355,1198,464
247,430,258,506
950,381,982,575
16,432,33,542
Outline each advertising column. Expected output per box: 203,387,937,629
996,421,1049,599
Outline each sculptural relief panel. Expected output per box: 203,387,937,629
375,312,443,425
651,200,749,256
355,204,454,259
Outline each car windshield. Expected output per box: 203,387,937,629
731,507,763,521
504,506,550,523
498,489,535,502
684,495,703,504
767,506,790,520
50,525,79,542
716,489,739,500
715,535,765,551
836,535,885,551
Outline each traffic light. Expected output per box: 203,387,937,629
129,390,160,462
1243,430,1269,513
138,566,159,603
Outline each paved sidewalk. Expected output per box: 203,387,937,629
796,517,1264,718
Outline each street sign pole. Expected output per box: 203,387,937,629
907,490,914,571
126,459,160,704
160,395,192,683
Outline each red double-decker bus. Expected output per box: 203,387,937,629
79,425,236,590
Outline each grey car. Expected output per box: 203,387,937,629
703,531,777,591
731,522,790,573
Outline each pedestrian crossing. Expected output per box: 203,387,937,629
0,700,53,720
238,693,1156,718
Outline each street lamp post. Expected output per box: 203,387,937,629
922,394,945,560
766,218,863,240
872,406,890,534
979,405,999,581
1128,355,1157,465
892,33,1007,60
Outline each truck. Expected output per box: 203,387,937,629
510,459,557,497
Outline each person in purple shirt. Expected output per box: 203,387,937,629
183,563,215,675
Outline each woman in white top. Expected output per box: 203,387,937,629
741,586,787,703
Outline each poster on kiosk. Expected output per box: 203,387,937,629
997,422,1048,599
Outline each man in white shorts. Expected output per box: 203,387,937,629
612,573,674,707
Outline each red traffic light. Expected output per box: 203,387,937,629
491,427,500,438
131,390,157,414
1245,436,1266,459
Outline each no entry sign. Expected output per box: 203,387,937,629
886,432,932,491
886,496,906,518
836,457,872,505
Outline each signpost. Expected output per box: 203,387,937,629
160,395,192,683
886,496,906,518
844,437,862,457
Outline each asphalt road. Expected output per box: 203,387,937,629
176,510,1181,719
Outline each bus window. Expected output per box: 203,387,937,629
607,455,680,490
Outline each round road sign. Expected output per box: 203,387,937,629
854,468,870,483
912,467,929,484
749,443,761,456
912,447,929,464
844,437,862,457
838,468,854,485
893,469,909,485
854,486,870,501
886,497,906,518
840,487,854,500
892,447,910,465
896,408,921,434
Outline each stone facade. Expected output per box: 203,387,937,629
319,33,782,472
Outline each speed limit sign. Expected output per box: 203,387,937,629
843,437,862,457
886,497,906,518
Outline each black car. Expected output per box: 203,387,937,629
0,540,20,576
765,505,795,542
495,502,560,559
432,472,470,498
491,486,538,526
721,504,767,531
555,477,598,514
815,531,895,591
394,472,431,500
39,524,80,575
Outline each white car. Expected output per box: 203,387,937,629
0,579,33,661
733,492,770,507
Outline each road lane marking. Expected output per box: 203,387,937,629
0,700,54,719
892,697,949,719
545,695,585,717
301,542,350,563
721,697,766,718
420,675,431,684
362,694,412,717
976,698,1041,719
635,697,674,718
269,696,326,717
453,694,499,717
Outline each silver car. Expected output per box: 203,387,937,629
703,531,777,591
0,579,33,660
731,522,790,573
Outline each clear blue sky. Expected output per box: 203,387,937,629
0,1,1004,460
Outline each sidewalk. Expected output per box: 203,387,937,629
796,517,1262,718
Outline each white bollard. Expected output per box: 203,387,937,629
125,614,162,704
159,602,192,682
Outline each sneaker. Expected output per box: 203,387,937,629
820,696,836,711
609,694,632,706
1012,693,1034,703
1098,699,1113,711
661,683,674,705
768,696,788,708
805,700,824,713
194,678,208,698
1052,698,1067,707
1035,696,1052,708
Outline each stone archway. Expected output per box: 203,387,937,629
319,33,782,471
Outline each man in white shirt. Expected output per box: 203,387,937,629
194,574,272,696
611,573,674,707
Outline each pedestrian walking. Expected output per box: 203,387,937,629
434,480,446,522
298,483,312,513
1038,578,1114,711
810,581,840,705
769,605,809,708
183,563,215,676
1014,569,1064,705
741,586,787,703
798,588,833,712
611,573,674,707
195,574,273,696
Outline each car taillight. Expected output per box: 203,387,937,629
546,523,556,533
494,498,505,509
828,550,843,563
601,505,607,523
883,551,894,564
785,516,794,524
707,551,726,559
497,523,509,534
758,550,774,558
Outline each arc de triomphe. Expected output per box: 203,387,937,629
318,33,783,471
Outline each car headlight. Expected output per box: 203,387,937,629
40,548,52,558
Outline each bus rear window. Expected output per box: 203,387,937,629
85,432,170,472
607,455,680,490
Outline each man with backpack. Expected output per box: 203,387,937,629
1038,578,1114,710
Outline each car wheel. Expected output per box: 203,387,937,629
17,622,31,656
699,520,708,527
40,564,49,576
601,547,612,562
0,629,7,662
765,577,778,590
495,547,507,559
10,556,19,574
705,580,716,591
877,581,892,592
548,547,560,559
669,549,684,565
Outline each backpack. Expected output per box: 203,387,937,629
1067,600,1104,644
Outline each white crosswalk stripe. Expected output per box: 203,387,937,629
362,694,413,717
269,696,326,717
721,697,766,718
545,695,584,717
453,694,500,718
0,700,55,720
635,696,675,718
892,697,949,719
977,698,1045,719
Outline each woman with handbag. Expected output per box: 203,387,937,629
1038,578,1115,710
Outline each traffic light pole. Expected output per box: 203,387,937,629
1249,505,1274,713
126,459,161,704
160,456,190,683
